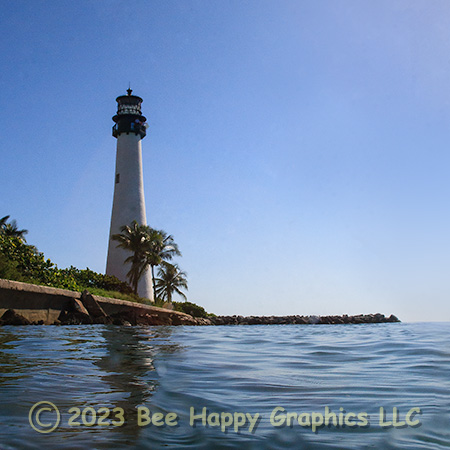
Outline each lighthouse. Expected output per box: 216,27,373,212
106,88,154,301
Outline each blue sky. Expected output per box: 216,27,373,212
1,0,450,321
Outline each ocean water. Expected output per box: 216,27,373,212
0,323,449,449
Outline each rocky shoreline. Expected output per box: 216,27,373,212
0,309,401,326
209,313,400,325
0,298,400,327
0,308,400,327
0,279,400,327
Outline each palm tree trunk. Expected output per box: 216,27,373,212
151,265,156,300
133,276,138,295
132,268,139,295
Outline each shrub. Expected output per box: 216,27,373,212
0,253,24,282
173,301,208,318
0,234,132,294
99,274,133,294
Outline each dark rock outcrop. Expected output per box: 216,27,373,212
0,309,32,326
58,297,93,325
209,313,400,325
80,291,112,324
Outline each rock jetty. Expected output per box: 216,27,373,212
210,313,400,325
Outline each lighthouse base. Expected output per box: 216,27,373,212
106,245,154,302
136,268,154,301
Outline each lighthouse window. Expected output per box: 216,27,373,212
118,104,140,115
116,173,120,184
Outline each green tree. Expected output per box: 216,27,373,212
0,216,28,241
155,262,188,303
0,216,9,228
0,233,78,290
0,220,133,296
0,253,23,281
112,221,151,295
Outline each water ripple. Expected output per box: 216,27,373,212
0,322,449,448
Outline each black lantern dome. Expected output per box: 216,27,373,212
112,88,147,139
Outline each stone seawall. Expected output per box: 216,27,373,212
0,279,209,326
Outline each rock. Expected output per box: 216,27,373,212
92,315,113,325
195,317,212,326
170,315,189,326
112,317,126,326
318,316,332,325
58,310,93,325
374,313,385,322
31,320,44,325
110,310,137,326
71,298,90,316
0,309,31,326
81,291,108,319
162,302,174,310
209,316,224,325
112,317,132,326
137,313,163,325
247,316,261,325
294,316,308,324
140,313,172,326
387,314,400,323
58,298,93,325
351,316,364,324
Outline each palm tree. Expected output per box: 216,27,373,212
112,221,151,295
112,222,183,298
0,216,9,229
145,229,181,299
155,262,188,303
0,216,28,241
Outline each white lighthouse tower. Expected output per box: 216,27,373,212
106,88,154,301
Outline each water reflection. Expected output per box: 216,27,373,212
0,325,185,449
93,325,183,443
0,330,35,385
